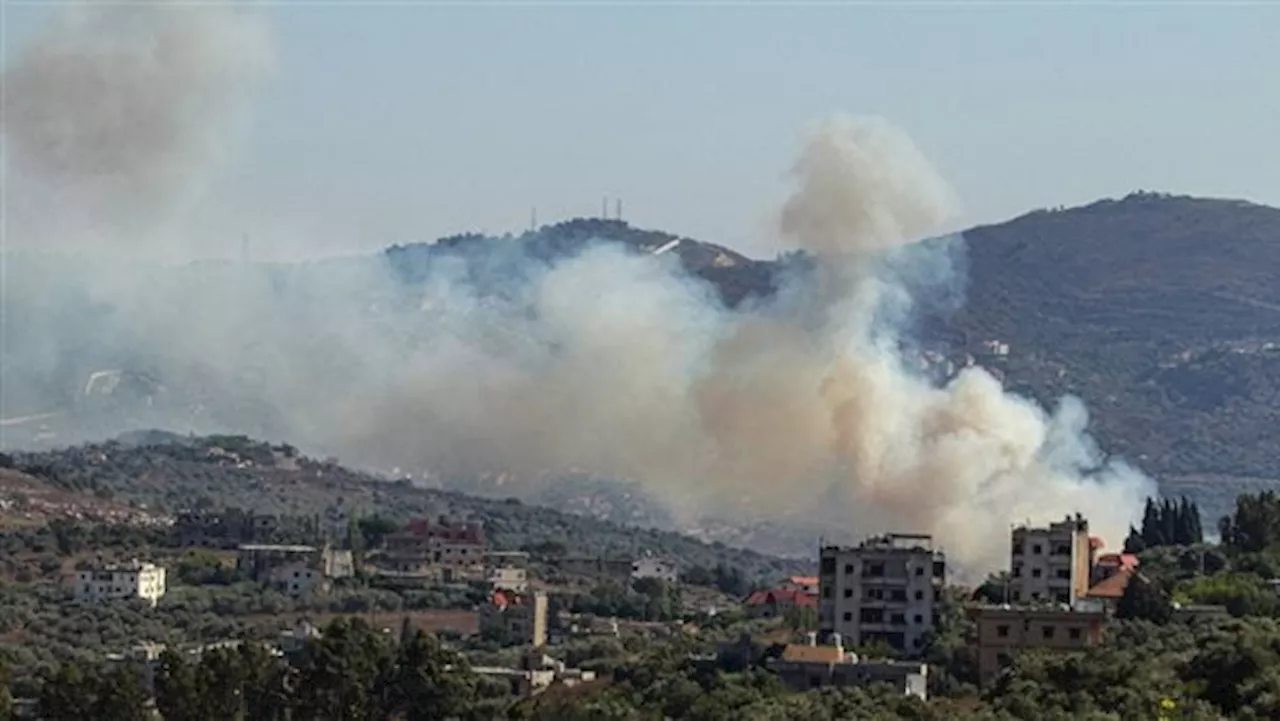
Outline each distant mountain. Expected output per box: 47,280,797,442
383,195,1280,526
9,194,1280,534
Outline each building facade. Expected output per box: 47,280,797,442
818,534,946,655
480,590,549,648
74,559,167,607
631,556,678,583
1009,515,1093,605
970,605,1106,684
237,544,353,596
768,638,928,698
383,516,486,580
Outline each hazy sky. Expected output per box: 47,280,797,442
4,1,1278,260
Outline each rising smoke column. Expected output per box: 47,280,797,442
0,0,1150,579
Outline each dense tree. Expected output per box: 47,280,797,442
0,655,12,721
1116,574,1173,624
387,629,478,721
1220,491,1280,554
1126,496,1204,552
154,649,201,721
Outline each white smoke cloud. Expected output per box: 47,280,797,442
0,2,1152,580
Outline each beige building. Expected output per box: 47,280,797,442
768,635,928,698
970,605,1106,685
818,533,946,655
1009,515,1093,605
75,559,167,607
480,590,549,647
486,551,531,593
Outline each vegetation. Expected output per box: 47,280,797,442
1124,496,1204,552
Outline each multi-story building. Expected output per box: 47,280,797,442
384,516,486,580
818,533,946,655
1009,515,1093,605
969,605,1106,685
480,590,549,648
74,559,167,607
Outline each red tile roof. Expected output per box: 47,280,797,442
1087,568,1134,599
745,588,817,608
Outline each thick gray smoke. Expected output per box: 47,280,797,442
0,4,1153,578
2,0,271,251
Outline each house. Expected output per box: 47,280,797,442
780,575,820,596
383,516,486,580
74,559,167,607
471,651,596,698
818,533,946,654
1084,567,1134,611
1091,552,1139,584
631,555,678,583
1008,515,1094,605
486,551,531,593
480,590,549,647
236,544,353,597
744,588,818,619
768,633,928,698
969,604,1106,685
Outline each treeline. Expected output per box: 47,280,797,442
33,619,492,721
1123,496,1203,552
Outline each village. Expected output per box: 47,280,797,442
47,504,1199,711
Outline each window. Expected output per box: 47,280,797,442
822,587,833,599
845,563,855,575
866,588,884,600
860,609,885,623
820,557,836,574
843,612,852,622
1011,542,1023,556
1013,565,1022,577
863,563,885,578
996,624,1010,638
1011,591,1022,602
1032,544,1043,555
933,561,946,578
1053,543,1071,555
1042,626,1056,639
844,588,853,598
1032,568,1042,578
890,613,906,626
915,567,924,576
913,614,923,624
1055,569,1071,580
890,589,906,602
1069,627,1082,640
914,590,924,601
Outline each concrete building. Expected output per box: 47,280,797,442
383,516,486,580
472,652,596,698
75,559,167,607
769,634,928,698
970,605,1106,685
1009,515,1093,605
480,590,549,647
818,533,946,655
780,575,820,596
237,544,354,597
486,551,531,593
631,555,678,583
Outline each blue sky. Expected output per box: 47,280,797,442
5,1,1278,259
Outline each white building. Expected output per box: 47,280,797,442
75,559,167,607
818,534,946,655
1009,515,1093,605
486,551,531,593
631,556,678,583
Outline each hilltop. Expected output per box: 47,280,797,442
2,434,808,581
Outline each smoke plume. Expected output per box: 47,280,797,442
0,4,1152,579
2,0,271,251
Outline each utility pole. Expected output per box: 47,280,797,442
615,198,622,221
